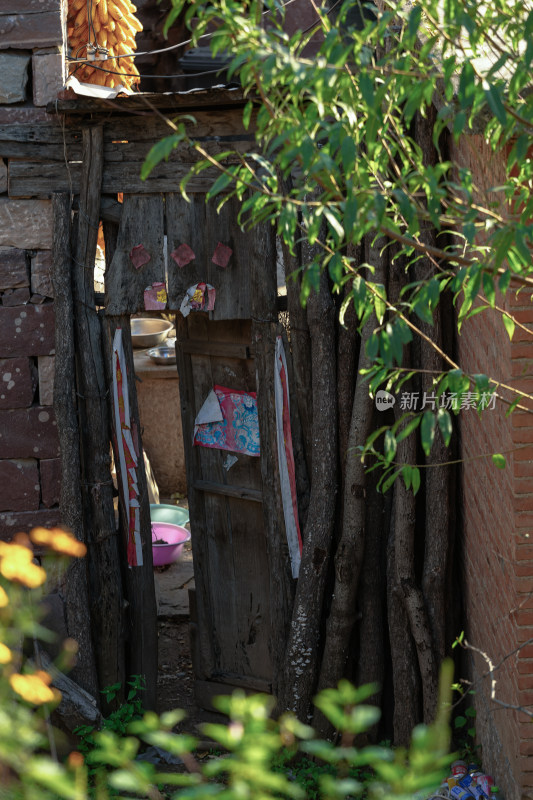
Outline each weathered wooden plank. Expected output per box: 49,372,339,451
251,222,295,702
192,318,273,682
8,160,222,196
166,193,254,319
51,191,99,702
103,109,257,143
193,479,262,503
0,123,79,145
103,313,158,712
72,126,126,712
47,88,249,115
166,193,209,306
0,140,82,161
104,194,165,315
175,314,217,682
103,138,253,163
180,339,253,359
99,196,123,225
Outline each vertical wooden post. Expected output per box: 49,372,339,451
251,224,295,702
103,315,158,711
52,191,99,700
73,127,125,709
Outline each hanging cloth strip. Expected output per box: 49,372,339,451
274,336,302,579
112,328,143,567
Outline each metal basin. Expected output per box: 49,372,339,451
147,345,176,365
131,318,174,348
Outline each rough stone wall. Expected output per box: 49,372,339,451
0,0,64,540
450,132,533,800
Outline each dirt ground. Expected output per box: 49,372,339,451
156,616,205,731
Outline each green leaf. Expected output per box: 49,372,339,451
242,100,254,130
396,415,421,444
420,410,436,457
454,715,467,729
341,136,356,173
484,84,507,125
505,395,523,418
437,408,453,447
411,467,421,495
503,314,515,341
141,134,181,180
482,272,496,307
384,430,397,464
492,453,506,469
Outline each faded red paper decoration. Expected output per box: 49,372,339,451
212,241,232,268
170,243,196,267
144,281,167,311
129,244,151,269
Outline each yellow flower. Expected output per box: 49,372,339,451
0,541,46,589
0,586,8,607
0,642,12,664
30,527,87,559
9,671,61,705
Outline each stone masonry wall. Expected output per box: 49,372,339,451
0,0,65,539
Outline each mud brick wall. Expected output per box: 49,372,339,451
449,132,533,800
0,0,64,540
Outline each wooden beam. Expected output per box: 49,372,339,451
8,159,222,196
51,191,99,702
180,340,254,360
46,88,250,115
72,126,126,712
193,480,262,503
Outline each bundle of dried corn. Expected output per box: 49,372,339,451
67,0,142,89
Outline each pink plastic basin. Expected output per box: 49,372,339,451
151,522,191,567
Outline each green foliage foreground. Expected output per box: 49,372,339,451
0,533,456,799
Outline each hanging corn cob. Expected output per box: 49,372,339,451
67,0,142,89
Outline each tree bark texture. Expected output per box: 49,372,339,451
414,108,453,669
280,268,337,719
315,239,386,718
72,127,126,712
51,191,99,701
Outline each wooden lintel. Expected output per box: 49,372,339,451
180,340,254,360
193,480,262,503
46,88,250,115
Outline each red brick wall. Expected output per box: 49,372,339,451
0,1,64,539
450,133,533,799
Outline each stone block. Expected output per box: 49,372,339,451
0,406,59,459
3,1,60,11
0,159,6,194
31,250,53,297
0,303,55,357
0,247,28,291
0,357,35,409
0,52,30,103
32,50,63,106
40,457,60,508
0,13,62,50
0,458,39,512
2,287,30,306
0,199,52,250
0,507,61,541
38,355,54,405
